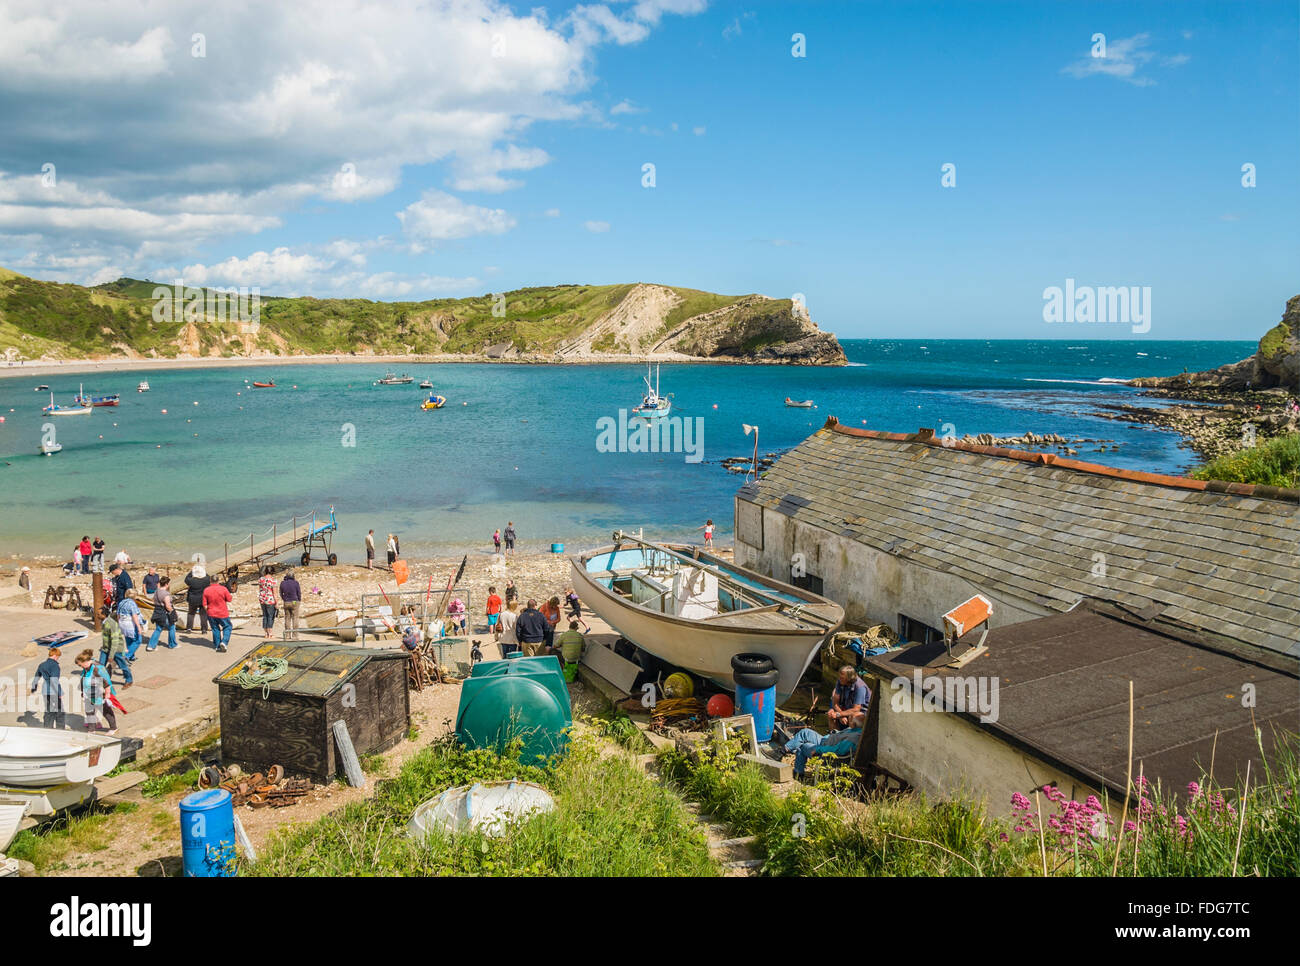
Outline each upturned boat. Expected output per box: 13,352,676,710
0,727,122,787
631,363,672,420
41,393,91,416
571,533,843,702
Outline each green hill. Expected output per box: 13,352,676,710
0,271,846,365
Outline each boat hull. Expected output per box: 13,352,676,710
0,728,122,787
570,545,842,703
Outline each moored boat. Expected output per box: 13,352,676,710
631,363,672,420
374,371,414,385
137,381,150,392
41,393,91,416
784,397,814,408
39,440,62,455
419,380,433,389
421,394,446,410
252,381,275,388
74,384,120,407
571,533,843,702
0,727,122,787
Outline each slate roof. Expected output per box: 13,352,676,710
740,419,1300,664
861,604,1298,799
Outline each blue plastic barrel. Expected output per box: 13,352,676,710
551,542,565,554
735,682,777,742
179,788,237,877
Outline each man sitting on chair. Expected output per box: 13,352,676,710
829,665,871,732
780,711,867,778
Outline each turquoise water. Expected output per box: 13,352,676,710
0,339,1254,560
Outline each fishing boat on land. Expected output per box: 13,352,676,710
303,607,359,636
41,393,91,416
409,781,555,841
421,394,447,410
0,727,122,787
784,397,814,408
631,363,672,420
571,532,843,702
137,381,150,392
374,372,414,385
252,381,275,388
74,384,120,407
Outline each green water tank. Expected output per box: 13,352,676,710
455,655,572,761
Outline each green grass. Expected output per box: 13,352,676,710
6,802,134,873
661,729,1300,877
140,767,200,799
1192,432,1300,488
248,732,716,876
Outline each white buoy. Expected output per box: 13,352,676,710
161,409,167,414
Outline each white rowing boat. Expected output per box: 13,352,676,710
408,781,554,841
0,727,122,787
570,533,843,702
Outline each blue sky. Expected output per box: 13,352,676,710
0,0,1295,339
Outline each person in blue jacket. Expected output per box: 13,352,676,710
30,646,65,729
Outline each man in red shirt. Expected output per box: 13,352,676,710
485,586,503,639
203,581,233,652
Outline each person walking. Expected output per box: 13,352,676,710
116,589,146,663
503,521,516,557
492,528,501,554
147,576,179,650
540,596,562,650
184,562,211,633
485,585,502,638
78,536,93,575
386,534,397,567
365,529,376,570
75,648,118,734
100,603,132,687
279,569,302,640
90,536,105,573
564,587,589,631
30,646,65,729
203,580,233,652
696,519,715,549
258,566,278,639
516,599,547,656
504,579,517,608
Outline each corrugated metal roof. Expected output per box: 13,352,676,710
213,642,407,698
743,423,1300,663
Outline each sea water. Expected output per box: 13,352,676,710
0,339,1254,560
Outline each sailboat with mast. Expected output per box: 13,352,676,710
631,363,672,421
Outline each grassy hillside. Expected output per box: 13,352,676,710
0,269,823,361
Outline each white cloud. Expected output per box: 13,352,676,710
397,190,516,250
692,125,706,136
583,220,611,233
0,0,708,285
610,99,645,115
544,208,561,217
1061,33,1189,87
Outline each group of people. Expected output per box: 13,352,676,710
479,580,587,668
62,536,111,577
365,530,403,569
29,642,124,734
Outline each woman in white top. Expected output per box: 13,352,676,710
386,534,397,566
496,600,520,656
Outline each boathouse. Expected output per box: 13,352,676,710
735,417,1299,810
734,417,1300,669
856,603,1298,815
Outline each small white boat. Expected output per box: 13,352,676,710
408,781,554,842
41,392,91,416
137,380,150,392
419,380,433,389
0,727,122,787
572,534,843,702
374,372,413,385
338,607,398,642
39,440,62,455
784,397,814,408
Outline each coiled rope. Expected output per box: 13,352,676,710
236,656,290,698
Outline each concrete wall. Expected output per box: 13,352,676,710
873,687,1112,819
734,502,1051,633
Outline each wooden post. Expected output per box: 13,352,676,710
92,572,104,631
273,524,277,550
332,720,366,788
